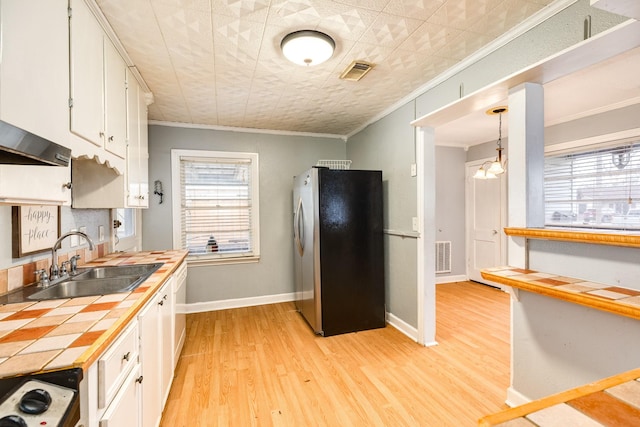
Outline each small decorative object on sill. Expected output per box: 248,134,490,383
206,235,219,252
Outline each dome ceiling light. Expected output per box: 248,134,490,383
281,30,335,66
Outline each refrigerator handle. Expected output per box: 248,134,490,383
294,197,304,256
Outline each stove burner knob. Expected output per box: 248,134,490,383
0,415,27,427
18,388,52,415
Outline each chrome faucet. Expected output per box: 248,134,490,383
50,231,96,280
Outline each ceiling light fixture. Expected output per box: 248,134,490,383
474,106,508,180
281,30,335,66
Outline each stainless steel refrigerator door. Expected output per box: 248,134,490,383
293,169,322,334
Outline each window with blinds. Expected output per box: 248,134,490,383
171,150,260,261
545,141,640,230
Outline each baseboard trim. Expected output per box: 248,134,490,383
181,296,430,347
436,274,468,284
181,292,296,313
386,312,421,342
506,386,532,408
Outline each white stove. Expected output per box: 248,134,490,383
0,375,79,427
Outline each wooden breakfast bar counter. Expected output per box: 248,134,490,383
479,265,640,425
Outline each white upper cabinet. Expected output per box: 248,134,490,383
0,0,69,146
104,40,127,158
126,70,149,208
69,0,126,160
0,0,72,205
69,0,104,148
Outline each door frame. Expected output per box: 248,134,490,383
465,157,508,290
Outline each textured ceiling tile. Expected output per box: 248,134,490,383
333,0,389,12
151,0,212,12
383,0,445,20
398,21,462,55
97,0,563,135
212,0,270,21
360,13,424,49
428,0,503,30
267,0,323,28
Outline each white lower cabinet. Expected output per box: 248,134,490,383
139,277,174,427
79,263,184,427
173,262,187,368
99,364,142,427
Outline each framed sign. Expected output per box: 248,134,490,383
12,206,61,257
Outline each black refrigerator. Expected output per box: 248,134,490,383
293,167,385,337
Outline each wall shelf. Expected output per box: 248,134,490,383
504,227,640,248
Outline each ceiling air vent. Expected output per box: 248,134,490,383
339,60,375,81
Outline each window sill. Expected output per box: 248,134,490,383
504,227,640,248
186,254,260,267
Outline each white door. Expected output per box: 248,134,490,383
465,160,506,288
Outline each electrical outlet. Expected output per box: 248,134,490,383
99,225,105,241
79,226,87,234
412,217,419,232
70,229,79,247
410,163,417,177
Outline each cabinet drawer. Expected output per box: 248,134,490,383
98,321,139,409
99,364,141,427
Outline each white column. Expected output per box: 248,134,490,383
507,83,545,269
416,126,437,346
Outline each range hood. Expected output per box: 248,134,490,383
0,120,71,166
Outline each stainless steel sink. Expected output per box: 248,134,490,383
26,263,162,301
72,263,163,280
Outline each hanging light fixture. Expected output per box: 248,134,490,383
474,106,508,180
281,30,335,66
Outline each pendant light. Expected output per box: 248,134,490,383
281,30,335,66
474,106,508,179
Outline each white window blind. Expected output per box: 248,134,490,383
545,141,640,230
172,150,259,261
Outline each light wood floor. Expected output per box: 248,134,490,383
160,281,510,426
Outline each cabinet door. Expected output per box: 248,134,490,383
0,0,69,146
104,39,127,159
159,277,174,406
69,0,104,147
99,364,141,427
126,71,142,207
138,291,161,427
0,165,71,205
137,88,150,207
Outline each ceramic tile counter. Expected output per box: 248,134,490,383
481,266,640,320
0,250,187,378
479,368,640,426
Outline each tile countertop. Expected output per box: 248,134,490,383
479,368,640,426
0,250,187,379
481,266,640,321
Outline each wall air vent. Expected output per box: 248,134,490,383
339,60,375,81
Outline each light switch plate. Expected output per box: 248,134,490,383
70,229,78,247
98,225,105,241
410,163,417,177
412,217,419,232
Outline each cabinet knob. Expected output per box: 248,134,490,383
63,182,72,190
108,135,114,142
158,300,164,306
136,376,144,384
122,351,131,361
